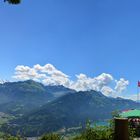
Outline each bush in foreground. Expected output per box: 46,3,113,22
40,133,60,140
73,126,113,140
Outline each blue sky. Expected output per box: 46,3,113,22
1,0,140,98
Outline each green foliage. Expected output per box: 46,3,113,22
72,118,113,140
0,118,138,140
4,0,21,4
73,111,138,140
40,133,60,140
73,125,113,140
111,110,120,118
85,119,91,129
129,126,136,140
72,119,138,140
2,134,22,140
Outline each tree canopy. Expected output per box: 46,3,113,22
4,0,21,4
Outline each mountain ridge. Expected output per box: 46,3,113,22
0,80,74,116
0,80,139,137
1,89,139,136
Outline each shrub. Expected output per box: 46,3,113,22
73,125,114,140
40,133,60,140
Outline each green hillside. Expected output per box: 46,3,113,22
1,90,140,137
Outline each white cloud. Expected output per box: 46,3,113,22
115,78,129,93
13,65,45,81
13,64,70,87
34,64,68,78
101,86,115,97
12,64,129,97
70,73,113,92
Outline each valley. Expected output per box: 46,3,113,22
0,80,139,137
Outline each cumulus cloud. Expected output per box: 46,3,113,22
13,65,46,81
13,64,70,87
115,78,129,93
101,86,115,97
70,73,113,92
12,64,129,97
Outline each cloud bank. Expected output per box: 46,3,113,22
13,64,129,97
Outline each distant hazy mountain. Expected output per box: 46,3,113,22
0,80,74,116
2,90,140,137
45,85,75,97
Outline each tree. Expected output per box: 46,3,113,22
4,0,21,4
40,133,61,140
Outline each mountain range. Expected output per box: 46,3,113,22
0,80,74,116
0,80,139,136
